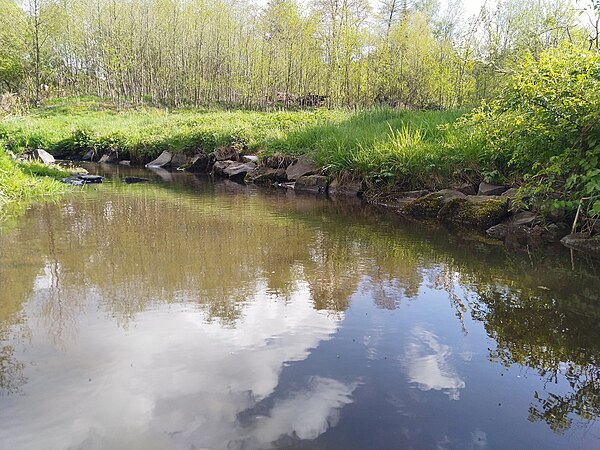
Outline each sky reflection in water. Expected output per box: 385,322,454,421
1,168,600,449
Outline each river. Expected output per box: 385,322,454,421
1,164,599,449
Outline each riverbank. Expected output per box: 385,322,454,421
2,46,600,253
0,147,71,221
0,98,594,253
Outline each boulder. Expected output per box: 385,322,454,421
81,149,97,161
223,162,256,179
212,160,235,177
61,177,84,186
215,146,239,161
486,223,525,240
438,196,509,228
242,155,259,164
265,153,295,169
62,174,103,185
501,187,520,199
561,233,600,257
99,151,119,164
401,190,466,218
125,176,150,184
453,182,477,196
245,166,279,185
186,154,209,172
286,155,318,181
145,151,173,168
485,211,537,240
400,190,430,199
119,160,131,166
171,153,192,169
478,182,508,196
294,175,328,194
34,149,55,164
78,175,103,184
328,179,363,197
510,211,537,226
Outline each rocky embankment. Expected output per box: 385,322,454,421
27,146,600,257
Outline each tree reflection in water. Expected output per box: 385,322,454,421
0,173,599,438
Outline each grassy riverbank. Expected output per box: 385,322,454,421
1,97,468,188
1,46,599,225
0,147,70,220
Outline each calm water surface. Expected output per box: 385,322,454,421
1,165,600,449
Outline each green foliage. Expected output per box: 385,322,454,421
0,144,68,220
266,108,465,189
455,45,600,223
0,98,345,161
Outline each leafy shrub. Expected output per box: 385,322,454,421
455,45,600,225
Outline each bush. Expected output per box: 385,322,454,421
455,45,600,225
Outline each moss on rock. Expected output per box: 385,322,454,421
447,198,509,228
401,192,444,218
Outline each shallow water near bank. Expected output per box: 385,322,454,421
1,164,599,450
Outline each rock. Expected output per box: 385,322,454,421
286,155,318,181
478,182,508,196
34,149,55,164
186,154,209,172
294,175,328,194
454,182,477,196
145,151,173,168
119,160,131,166
328,179,363,197
62,174,103,185
212,160,235,177
99,151,120,164
78,175,103,184
223,162,256,179
275,168,287,181
510,211,537,226
561,233,600,257
543,222,570,242
81,149,97,161
171,153,192,169
437,195,508,228
487,219,527,238
215,146,239,161
62,177,84,186
485,211,538,240
401,190,466,218
501,187,520,198
242,155,259,164
125,176,150,184
401,190,430,199
245,166,279,185
265,153,295,169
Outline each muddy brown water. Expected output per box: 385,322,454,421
1,164,599,449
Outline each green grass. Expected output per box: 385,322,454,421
1,97,472,191
1,97,500,195
0,96,348,163
0,146,71,221
265,108,468,189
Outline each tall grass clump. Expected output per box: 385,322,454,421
267,107,465,189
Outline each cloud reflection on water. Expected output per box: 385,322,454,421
0,283,356,450
403,326,465,400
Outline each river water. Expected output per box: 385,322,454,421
1,164,599,449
